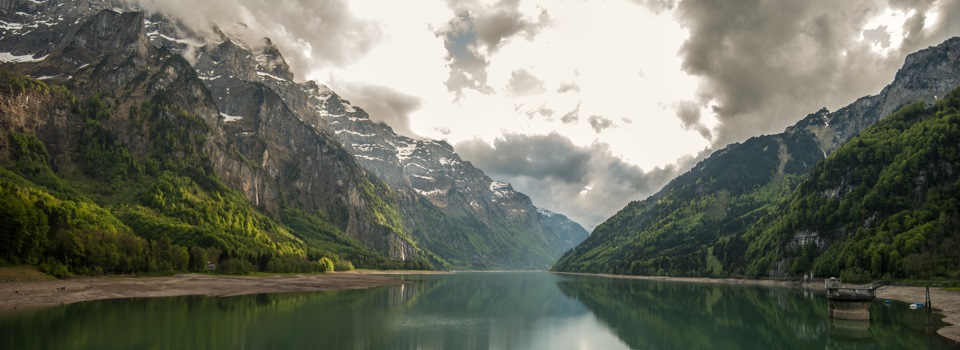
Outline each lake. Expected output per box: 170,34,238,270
0,272,956,349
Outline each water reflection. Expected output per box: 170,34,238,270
555,275,955,350
0,272,955,350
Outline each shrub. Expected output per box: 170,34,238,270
319,257,335,272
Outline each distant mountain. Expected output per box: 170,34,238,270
553,37,960,277
154,15,586,269
0,0,587,273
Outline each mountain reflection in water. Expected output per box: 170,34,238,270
0,272,954,349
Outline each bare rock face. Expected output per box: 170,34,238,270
789,37,960,155
181,25,587,268
2,0,588,269
2,0,420,262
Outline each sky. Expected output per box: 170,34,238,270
129,0,960,230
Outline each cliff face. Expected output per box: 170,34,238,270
1,0,421,265
145,11,587,268
554,37,960,277
788,37,960,156
1,0,588,269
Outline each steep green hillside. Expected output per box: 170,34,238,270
554,37,960,278
745,87,960,280
0,72,407,276
552,126,820,276
556,86,960,280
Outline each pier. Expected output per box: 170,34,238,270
825,278,881,320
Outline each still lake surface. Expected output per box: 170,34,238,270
0,271,956,349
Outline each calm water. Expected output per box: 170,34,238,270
0,272,956,349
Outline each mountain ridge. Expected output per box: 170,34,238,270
0,0,588,272
554,36,960,277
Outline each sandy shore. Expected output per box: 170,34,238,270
876,285,960,343
0,272,404,311
556,272,960,343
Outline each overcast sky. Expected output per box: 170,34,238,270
131,0,960,229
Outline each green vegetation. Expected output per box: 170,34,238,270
556,86,960,281
0,72,419,276
554,127,819,276
404,195,556,269
742,87,960,280
0,266,56,282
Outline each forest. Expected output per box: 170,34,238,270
556,86,960,281
0,72,425,276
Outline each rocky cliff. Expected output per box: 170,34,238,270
1,0,588,270
1,0,423,270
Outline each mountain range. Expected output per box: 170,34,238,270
0,0,587,274
554,37,960,280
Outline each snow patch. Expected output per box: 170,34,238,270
414,188,446,197
334,129,375,137
220,113,243,122
0,21,24,30
354,154,383,162
0,52,48,63
536,208,555,217
257,71,287,82
396,142,417,162
410,174,434,180
489,181,511,198
438,157,458,166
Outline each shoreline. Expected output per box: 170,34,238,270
0,272,404,311
554,271,960,343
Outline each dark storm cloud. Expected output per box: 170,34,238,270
435,0,550,97
674,101,712,139
507,69,546,95
129,0,380,80
335,83,423,138
561,102,580,124
674,0,960,148
456,133,681,227
587,115,614,133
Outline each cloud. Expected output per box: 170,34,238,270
434,0,549,98
628,0,677,14
507,69,546,95
523,106,554,119
334,83,423,138
674,0,960,148
587,115,614,133
435,13,495,98
557,82,581,93
561,101,580,124
673,101,712,139
456,133,681,228
128,0,381,81
862,25,892,48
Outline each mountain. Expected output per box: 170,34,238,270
554,37,960,277
0,0,587,272
140,10,587,269
744,86,960,280
0,2,420,274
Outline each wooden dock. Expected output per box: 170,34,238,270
825,278,880,320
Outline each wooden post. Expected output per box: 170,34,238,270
925,286,932,314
